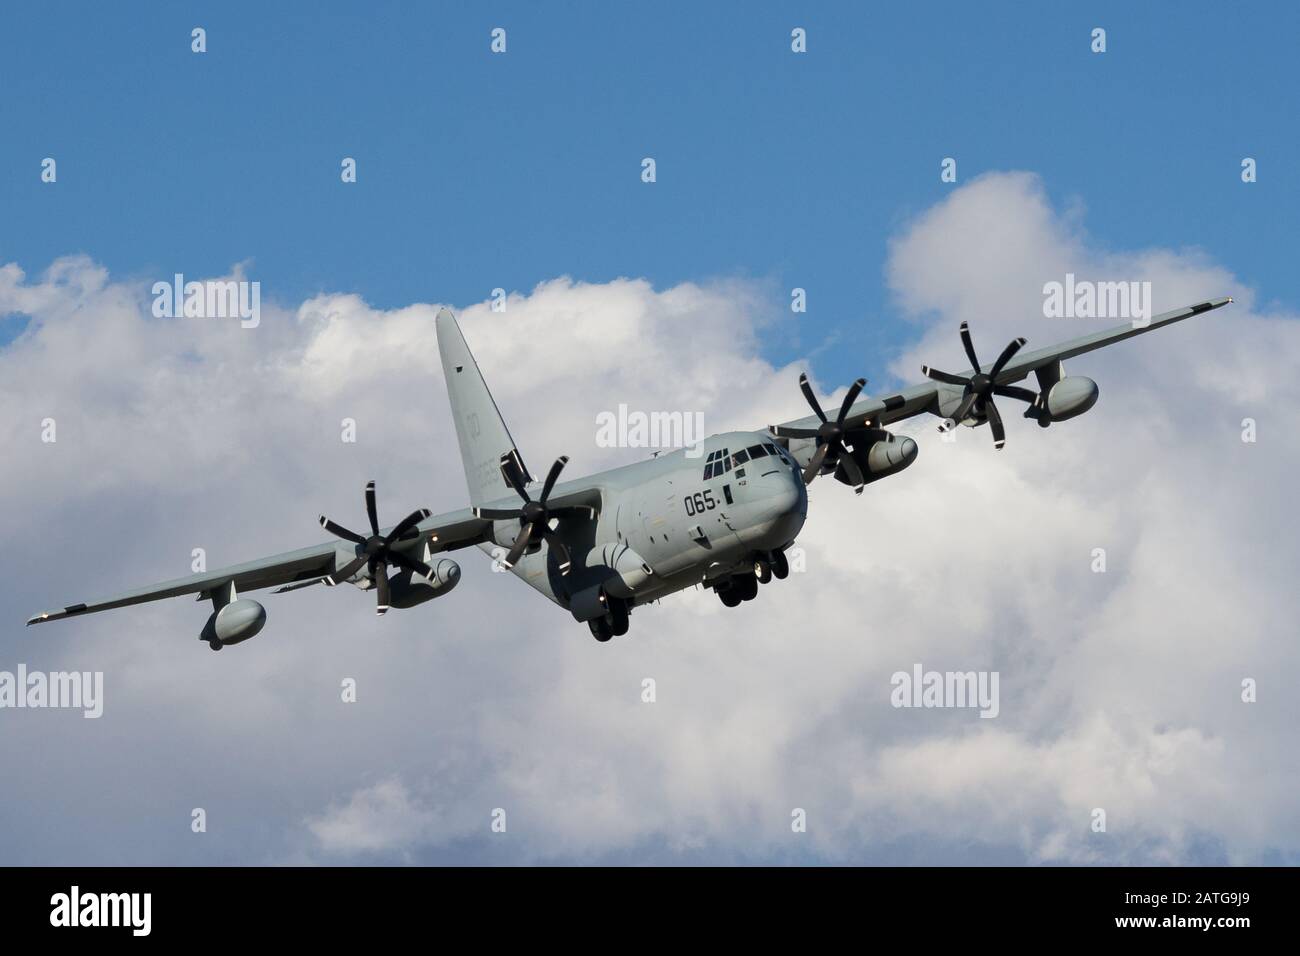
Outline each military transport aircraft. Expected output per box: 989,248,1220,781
27,297,1231,643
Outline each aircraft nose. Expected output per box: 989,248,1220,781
765,464,805,520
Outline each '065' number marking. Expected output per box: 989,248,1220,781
683,490,717,516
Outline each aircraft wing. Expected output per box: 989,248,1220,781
769,297,1233,435
26,507,491,626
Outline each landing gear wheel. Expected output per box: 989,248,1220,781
772,550,790,580
737,574,759,602
754,560,772,584
719,586,742,608
207,639,223,651
589,618,613,642
609,599,630,636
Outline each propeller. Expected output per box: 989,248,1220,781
319,480,434,615
471,454,574,575
770,374,869,492
921,322,1032,449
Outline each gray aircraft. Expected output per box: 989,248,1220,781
27,297,1231,643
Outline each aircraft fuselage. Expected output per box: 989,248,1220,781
480,430,808,611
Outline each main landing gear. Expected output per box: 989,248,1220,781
589,597,631,642
716,550,789,607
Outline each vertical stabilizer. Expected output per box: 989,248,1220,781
435,308,527,505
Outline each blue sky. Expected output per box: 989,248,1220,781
3,4,1300,866
3,1,1296,387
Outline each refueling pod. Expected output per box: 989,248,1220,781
201,598,266,649
1043,375,1099,423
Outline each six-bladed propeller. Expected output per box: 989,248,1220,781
921,322,1034,449
319,480,434,615
472,454,575,575
770,374,869,490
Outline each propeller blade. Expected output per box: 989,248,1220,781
365,480,380,536
319,516,366,545
951,390,979,425
769,425,821,439
328,553,369,587
389,550,435,579
374,562,390,615
501,455,530,502
542,529,573,575
922,366,970,388
503,521,535,570
994,384,1038,403
836,377,867,425
989,337,1027,379
802,442,830,485
799,373,827,422
837,452,866,494
473,507,522,520
384,509,428,546
959,322,981,369
985,400,1006,449
540,455,569,503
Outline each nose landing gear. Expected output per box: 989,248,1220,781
715,549,791,607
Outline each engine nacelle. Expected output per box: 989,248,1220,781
201,598,267,646
387,558,461,609
836,430,918,486
1045,375,1099,422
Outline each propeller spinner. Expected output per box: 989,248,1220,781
319,481,434,615
770,374,869,491
472,454,575,575
921,323,1037,449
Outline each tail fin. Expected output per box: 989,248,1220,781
436,308,528,506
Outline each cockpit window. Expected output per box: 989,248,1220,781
746,444,768,459
703,448,730,480
733,448,750,466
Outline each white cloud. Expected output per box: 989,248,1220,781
1,172,1296,865
306,777,438,856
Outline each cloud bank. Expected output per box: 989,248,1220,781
1,172,1295,865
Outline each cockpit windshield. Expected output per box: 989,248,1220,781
703,448,730,480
